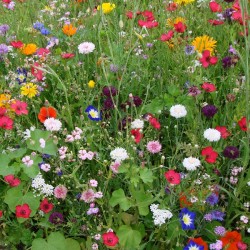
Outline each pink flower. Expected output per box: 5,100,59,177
54,185,68,199
201,82,216,92
4,175,21,187
10,100,28,115
147,141,162,154
200,50,218,68
174,22,186,33
164,170,181,185
31,62,44,81
80,189,95,203
110,162,120,173
61,53,75,59
36,48,50,57
22,156,33,167
89,179,98,187
160,30,174,41
0,116,13,130
78,150,94,160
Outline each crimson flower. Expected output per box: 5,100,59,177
31,62,44,81
39,198,54,213
61,53,75,59
16,204,32,218
160,30,174,41
166,3,178,11
0,116,13,130
138,20,158,28
131,129,143,144
10,40,23,48
4,175,21,187
209,1,222,12
10,100,28,115
0,107,6,117
0,210,2,218
201,82,216,92
200,50,218,68
174,22,186,33
102,232,119,247
165,170,181,185
238,117,248,131
149,116,161,130
208,20,224,25
201,146,218,163
36,48,50,57
215,126,230,139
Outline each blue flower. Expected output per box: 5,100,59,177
206,193,219,206
33,22,44,31
40,28,51,35
16,68,27,84
85,105,102,121
179,208,196,230
210,210,225,221
184,240,204,250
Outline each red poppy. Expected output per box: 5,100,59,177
38,107,57,123
208,20,224,25
215,126,230,139
102,232,119,247
238,117,248,131
201,146,218,164
160,30,174,41
200,50,218,68
165,170,181,185
39,198,54,213
174,22,186,33
149,116,161,130
4,175,21,187
220,231,242,250
131,129,143,144
201,82,216,92
189,237,208,250
209,1,222,12
16,204,32,218
10,40,24,48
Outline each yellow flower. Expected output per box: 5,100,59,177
62,24,77,36
192,35,217,54
0,94,11,108
174,0,195,5
97,3,116,14
20,83,38,98
88,80,95,88
20,43,37,55
167,17,186,27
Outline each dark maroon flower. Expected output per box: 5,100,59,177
202,105,218,118
222,56,234,68
223,8,234,21
223,146,240,159
132,96,142,107
118,116,132,130
188,86,201,96
102,86,118,97
49,212,64,224
103,98,115,110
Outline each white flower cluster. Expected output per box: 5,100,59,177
110,147,129,163
131,119,144,129
32,173,54,197
150,204,173,226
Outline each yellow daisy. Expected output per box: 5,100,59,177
174,0,195,5
192,35,217,54
20,83,38,98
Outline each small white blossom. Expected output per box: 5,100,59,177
110,147,129,162
204,128,221,142
44,118,62,131
183,157,201,171
170,104,187,118
131,119,144,129
150,204,173,226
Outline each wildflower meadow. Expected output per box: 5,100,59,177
0,0,250,249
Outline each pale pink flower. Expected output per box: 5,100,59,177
146,141,162,154
40,163,51,172
22,156,33,167
78,150,94,160
65,134,74,142
54,185,68,199
94,191,103,199
80,189,95,203
110,162,120,173
89,179,98,187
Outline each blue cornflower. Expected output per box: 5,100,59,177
184,240,204,250
85,105,102,121
42,154,51,159
40,28,51,35
33,22,44,30
206,193,219,206
210,210,225,221
185,45,195,55
179,208,196,230
16,68,27,84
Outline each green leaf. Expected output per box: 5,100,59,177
0,154,14,176
139,168,154,184
31,239,51,250
21,155,42,178
8,148,27,160
47,232,66,250
117,225,142,250
132,190,153,216
65,239,81,250
163,94,175,108
167,85,181,97
142,98,164,114
109,189,132,211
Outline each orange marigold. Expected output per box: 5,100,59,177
20,43,37,55
62,24,77,36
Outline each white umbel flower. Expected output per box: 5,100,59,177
170,104,187,118
150,204,173,226
110,147,129,162
131,119,144,129
78,42,95,54
183,157,201,171
44,118,62,131
204,128,221,142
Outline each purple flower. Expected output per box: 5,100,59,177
188,86,201,96
229,45,237,55
202,105,218,118
206,193,219,206
103,98,115,110
102,86,118,97
0,44,9,55
223,8,234,21
185,45,195,55
223,146,240,159
214,226,226,236
0,24,10,36
49,212,64,224
210,210,225,221
222,56,234,68
110,64,119,73
132,96,142,107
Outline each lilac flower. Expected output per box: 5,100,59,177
110,64,119,73
206,193,219,206
0,24,10,36
40,28,51,35
229,45,237,55
210,210,225,221
202,105,218,118
223,146,240,159
214,226,226,236
0,44,9,55
49,212,64,224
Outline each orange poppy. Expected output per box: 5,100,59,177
189,237,208,250
38,107,57,123
62,24,77,36
220,231,242,250
179,192,192,208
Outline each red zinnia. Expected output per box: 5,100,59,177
201,82,216,92
189,237,208,250
220,231,242,250
38,106,57,123
4,175,21,187
201,146,218,164
131,129,143,144
165,170,181,185
238,116,248,131
200,50,218,68
174,22,186,33
39,198,54,213
215,126,230,139
15,204,32,218
102,232,119,247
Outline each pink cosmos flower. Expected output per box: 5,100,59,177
54,185,68,199
10,100,28,115
147,141,162,154
80,189,95,203
0,116,13,130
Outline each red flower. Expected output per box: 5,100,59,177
141,10,154,21
0,116,13,130
0,210,3,218
200,50,218,68
201,146,218,163
10,100,28,116
102,232,119,247
138,20,158,28
0,107,6,117
160,30,174,41
174,22,186,33
31,62,44,81
39,198,54,213
16,204,32,218
10,40,24,48
126,11,134,19
189,237,208,250
38,106,57,123
238,116,248,131
208,20,224,25
166,3,178,11
165,170,181,185
209,1,222,12
215,126,230,139
4,175,21,187
131,129,143,144
179,193,192,208
220,231,242,250
36,48,50,57
149,116,161,130
2,0,11,3
201,82,216,92
61,53,75,59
